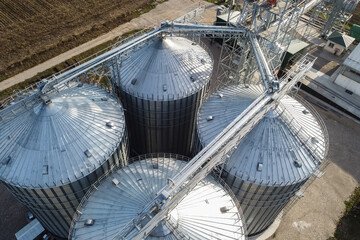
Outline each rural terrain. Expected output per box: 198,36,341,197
0,0,165,83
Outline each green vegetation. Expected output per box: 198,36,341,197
0,29,145,101
206,0,228,6
328,186,360,240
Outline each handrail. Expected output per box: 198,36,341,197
294,95,330,159
68,153,188,239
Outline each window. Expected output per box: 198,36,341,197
328,42,335,48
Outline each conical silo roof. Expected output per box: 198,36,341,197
70,155,246,240
197,84,265,146
119,36,213,100
197,85,328,186
0,83,127,188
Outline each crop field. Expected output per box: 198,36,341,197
0,0,160,82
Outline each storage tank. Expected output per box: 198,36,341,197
0,83,129,238
114,36,213,156
197,85,328,236
69,153,247,240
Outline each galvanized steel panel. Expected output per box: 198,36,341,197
70,154,246,240
197,85,328,235
0,84,129,238
119,36,213,101
115,36,213,156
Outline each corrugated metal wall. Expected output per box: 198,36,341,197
3,135,129,238
222,170,307,235
117,85,208,157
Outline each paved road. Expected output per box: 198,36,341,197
0,0,217,92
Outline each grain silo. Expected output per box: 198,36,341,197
197,85,328,236
69,153,247,240
114,35,213,156
0,83,129,238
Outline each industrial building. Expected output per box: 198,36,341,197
333,44,360,96
69,154,246,240
197,85,329,235
0,83,129,238
114,36,213,157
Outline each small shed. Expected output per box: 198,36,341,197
324,31,355,56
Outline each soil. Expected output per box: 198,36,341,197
0,0,159,81
0,183,28,240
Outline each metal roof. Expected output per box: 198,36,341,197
216,11,241,26
327,31,354,48
71,155,246,240
197,85,327,186
15,219,45,240
343,43,360,71
0,84,126,188
119,36,213,100
197,84,265,147
287,39,309,55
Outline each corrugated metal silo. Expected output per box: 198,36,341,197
0,83,129,238
114,36,213,156
69,153,247,240
197,85,328,236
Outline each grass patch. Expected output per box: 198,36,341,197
0,28,145,101
328,186,360,240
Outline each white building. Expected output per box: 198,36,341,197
324,31,354,56
334,44,360,96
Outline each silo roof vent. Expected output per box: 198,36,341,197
1,156,11,165
84,150,92,158
201,58,206,64
163,84,167,92
84,219,95,226
311,137,318,144
77,82,84,87
190,75,196,82
257,162,263,172
42,165,48,175
106,121,114,128
294,159,302,168
219,93,224,98
101,97,108,101
302,109,309,114
207,116,214,121
131,78,137,85
112,178,120,186
220,206,230,213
